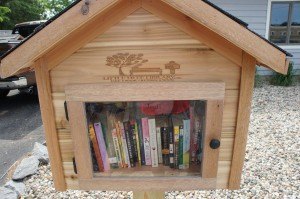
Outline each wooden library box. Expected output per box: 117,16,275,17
0,0,290,195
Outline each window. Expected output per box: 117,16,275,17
269,1,300,45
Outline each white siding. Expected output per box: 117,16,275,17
210,0,300,75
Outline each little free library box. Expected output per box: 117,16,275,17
0,0,291,196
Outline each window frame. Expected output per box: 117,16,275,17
266,0,300,49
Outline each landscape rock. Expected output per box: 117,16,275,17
12,156,39,180
0,186,18,199
32,142,49,164
5,180,26,196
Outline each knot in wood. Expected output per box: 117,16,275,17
81,0,90,15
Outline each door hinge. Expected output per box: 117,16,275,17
73,157,77,174
64,101,69,121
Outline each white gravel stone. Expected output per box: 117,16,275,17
5,180,26,196
32,142,49,164
12,156,39,180
0,186,18,199
20,84,300,198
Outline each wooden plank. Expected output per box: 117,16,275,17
201,100,224,178
0,0,125,78
79,177,216,191
67,101,93,180
65,82,225,102
133,192,164,199
229,52,256,189
142,0,243,66
50,48,241,92
45,0,141,71
157,0,288,74
35,59,66,190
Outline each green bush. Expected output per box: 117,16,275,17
271,62,294,86
254,68,263,88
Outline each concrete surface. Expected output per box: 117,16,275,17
0,90,44,185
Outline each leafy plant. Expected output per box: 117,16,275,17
254,68,263,88
271,62,294,86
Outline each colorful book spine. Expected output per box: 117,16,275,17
148,119,158,167
173,126,180,169
130,121,138,163
179,125,184,169
115,122,125,167
119,121,130,168
88,124,104,172
137,119,146,165
183,119,191,169
142,118,151,166
112,128,122,167
135,123,142,166
161,127,170,166
93,122,110,171
156,127,163,164
123,121,135,167
169,127,175,168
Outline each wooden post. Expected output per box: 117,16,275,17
133,191,164,199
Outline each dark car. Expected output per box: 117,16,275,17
0,20,45,98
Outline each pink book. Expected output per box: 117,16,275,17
142,118,152,166
94,122,110,171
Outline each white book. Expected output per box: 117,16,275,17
111,129,122,167
148,119,158,167
156,127,163,164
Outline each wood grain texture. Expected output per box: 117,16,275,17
65,82,225,102
142,0,243,66
67,102,93,180
45,0,141,71
158,0,288,74
229,53,256,189
0,0,124,78
201,100,224,178
35,59,66,190
133,191,164,199
79,177,216,191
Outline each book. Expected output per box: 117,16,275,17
179,125,184,169
93,122,110,171
118,121,130,168
88,124,104,172
136,119,146,165
169,126,175,168
183,119,191,169
161,127,170,166
130,121,138,163
112,128,122,167
105,113,119,169
173,126,180,169
134,123,142,166
115,122,125,167
123,121,135,167
156,127,163,164
142,118,151,166
148,118,158,167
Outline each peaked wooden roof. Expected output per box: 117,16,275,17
0,0,291,78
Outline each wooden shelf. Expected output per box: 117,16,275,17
94,164,201,177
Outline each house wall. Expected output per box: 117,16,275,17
49,9,241,190
210,0,300,75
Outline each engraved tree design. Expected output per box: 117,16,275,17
106,53,148,76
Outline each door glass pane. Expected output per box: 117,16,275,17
85,100,206,177
269,3,290,44
290,3,300,44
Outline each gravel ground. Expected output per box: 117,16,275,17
21,84,300,199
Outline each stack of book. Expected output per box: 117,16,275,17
86,101,205,172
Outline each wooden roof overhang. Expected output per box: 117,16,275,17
0,0,291,78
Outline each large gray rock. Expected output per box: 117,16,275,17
12,156,39,180
32,142,49,164
5,180,26,196
0,187,18,199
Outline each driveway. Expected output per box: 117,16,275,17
0,90,44,185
